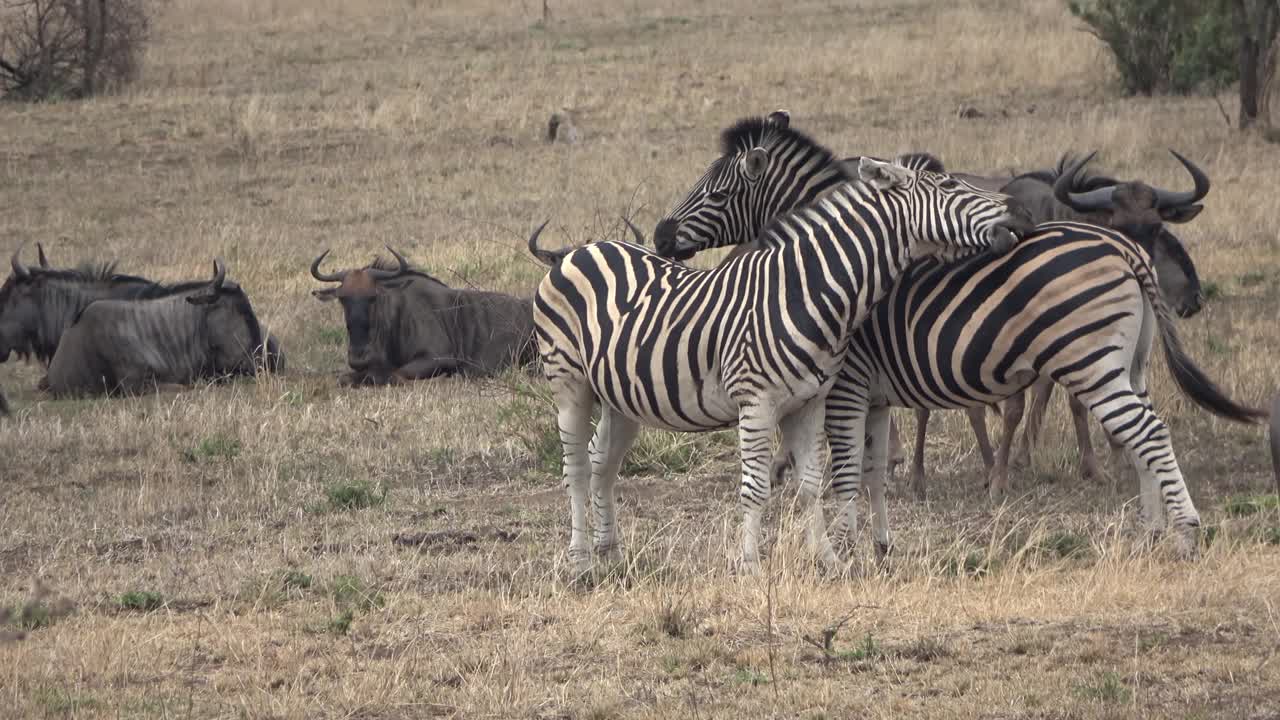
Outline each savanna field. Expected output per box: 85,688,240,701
3,0,1280,717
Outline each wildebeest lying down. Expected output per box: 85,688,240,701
0,244,284,376
310,247,536,385
45,259,270,397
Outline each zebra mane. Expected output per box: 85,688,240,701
718,116,839,168
894,152,946,173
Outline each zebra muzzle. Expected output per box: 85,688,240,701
988,225,1019,255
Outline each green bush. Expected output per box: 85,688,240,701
1068,0,1238,95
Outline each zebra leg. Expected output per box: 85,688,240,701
989,393,1025,502
866,406,894,561
780,397,840,571
967,405,996,474
1079,383,1200,556
555,385,598,577
737,402,780,576
590,407,640,564
1128,299,1160,530
886,417,906,491
1017,381,1052,469
827,405,869,552
909,408,930,501
1071,395,1104,483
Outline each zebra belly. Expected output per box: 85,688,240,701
587,361,740,432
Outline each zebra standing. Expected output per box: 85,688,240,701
529,116,1029,575
659,146,1266,559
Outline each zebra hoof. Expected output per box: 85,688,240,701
874,541,893,565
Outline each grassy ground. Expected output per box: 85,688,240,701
3,0,1280,717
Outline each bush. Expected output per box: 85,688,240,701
0,0,152,101
1068,0,1238,95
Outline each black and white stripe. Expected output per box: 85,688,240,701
530,116,1025,575
813,221,1265,559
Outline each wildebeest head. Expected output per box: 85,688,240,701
1051,151,1209,317
0,242,114,364
311,247,418,373
184,258,266,375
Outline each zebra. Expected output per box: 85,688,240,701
819,217,1265,558
656,135,1266,559
528,116,1031,575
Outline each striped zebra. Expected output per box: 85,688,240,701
659,144,1267,558
529,116,1030,575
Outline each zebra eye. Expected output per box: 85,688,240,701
939,178,960,190
706,190,730,205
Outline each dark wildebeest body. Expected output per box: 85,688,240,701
311,248,536,385
0,245,284,376
45,260,267,397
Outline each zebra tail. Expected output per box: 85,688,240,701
1145,269,1268,425
527,220,571,268
0,387,8,416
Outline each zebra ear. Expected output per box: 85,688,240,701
858,157,913,190
766,109,790,129
742,147,769,181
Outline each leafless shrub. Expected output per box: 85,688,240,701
0,0,152,101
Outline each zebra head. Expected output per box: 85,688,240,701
853,156,1035,260
654,110,853,261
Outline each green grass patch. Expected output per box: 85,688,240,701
118,590,164,612
34,687,99,715
316,326,346,346
1200,280,1223,301
182,433,241,463
731,667,770,686
836,633,883,662
1074,671,1131,704
323,480,386,511
282,570,313,591
1224,494,1279,517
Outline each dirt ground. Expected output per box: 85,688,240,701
2,0,1279,717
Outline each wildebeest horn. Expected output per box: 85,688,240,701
36,243,50,268
10,242,31,280
310,250,346,283
1054,151,1115,211
211,258,227,290
1153,149,1210,209
368,246,411,280
622,216,647,245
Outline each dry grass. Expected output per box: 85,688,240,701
2,0,1280,717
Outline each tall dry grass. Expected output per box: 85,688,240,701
1,0,1279,717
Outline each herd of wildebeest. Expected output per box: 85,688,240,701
2,109,1279,574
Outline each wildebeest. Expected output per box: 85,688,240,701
310,247,536,385
45,259,270,397
0,244,284,376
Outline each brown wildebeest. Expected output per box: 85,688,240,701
310,247,537,385
0,244,284,376
45,259,269,397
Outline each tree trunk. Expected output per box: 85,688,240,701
78,0,105,97
1235,0,1280,130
